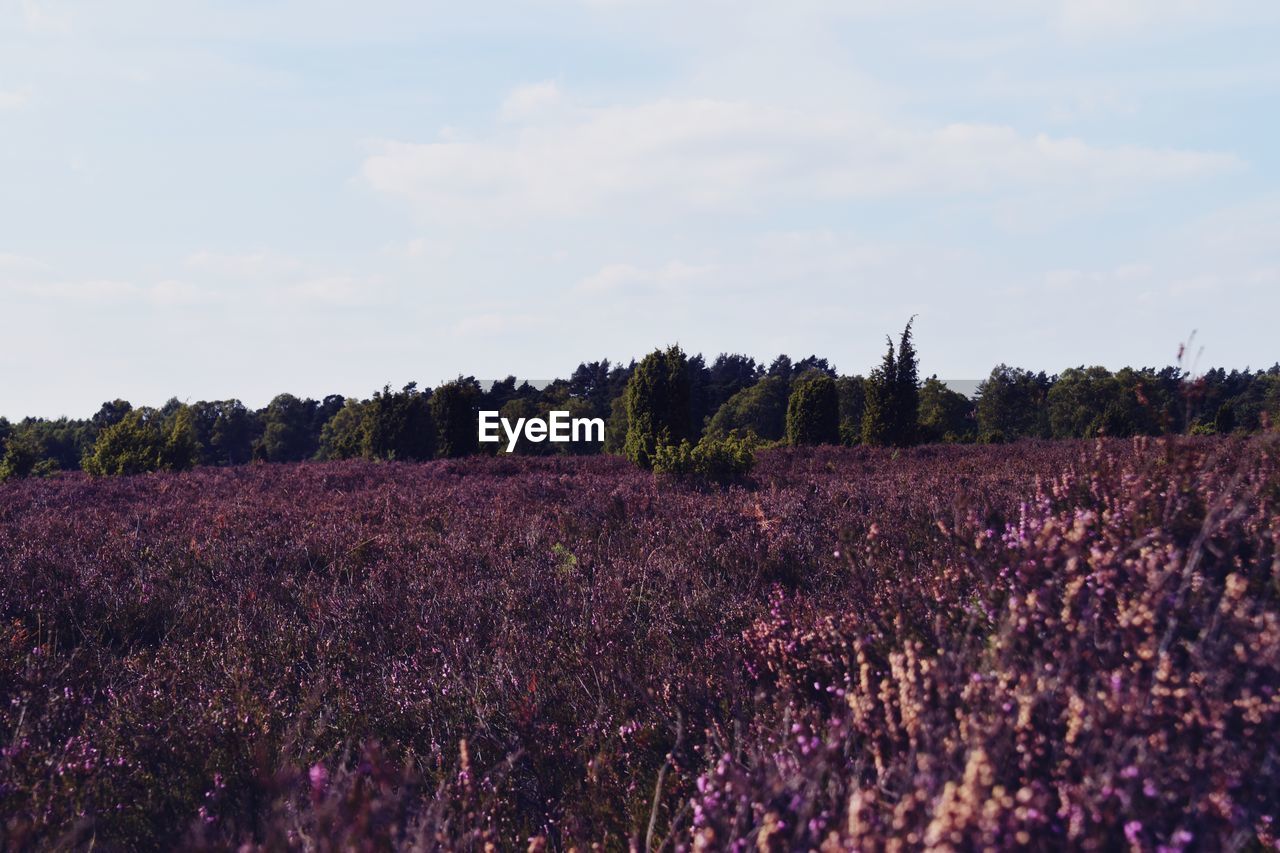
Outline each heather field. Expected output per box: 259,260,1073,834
1,439,1278,851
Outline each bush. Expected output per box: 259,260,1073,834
0,432,56,481
785,373,840,446
82,407,199,476
624,346,693,469
652,432,754,485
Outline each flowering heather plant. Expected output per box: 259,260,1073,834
0,439,1276,849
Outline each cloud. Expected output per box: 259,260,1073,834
578,260,717,293
499,81,563,123
20,0,73,34
0,90,30,110
361,93,1241,222
453,312,546,336
0,253,49,273
1054,0,1225,34
185,250,305,278
287,276,382,307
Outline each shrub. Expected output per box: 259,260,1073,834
652,432,754,485
624,346,693,468
0,432,55,481
82,407,199,476
785,373,840,446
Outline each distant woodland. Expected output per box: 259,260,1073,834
2,323,1277,480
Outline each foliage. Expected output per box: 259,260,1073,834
81,407,199,476
430,377,482,459
861,320,920,447
918,375,975,442
0,431,52,481
705,374,790,443
785,373,840,446
317,399,370,460
835,375,866,446
623,345,692,469
976,364,1052,442
651,431,756,485
703,354,763,426
189,400,259,466
366,384,435,461
255,394,323,463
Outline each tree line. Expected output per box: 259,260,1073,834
2,322,1277,480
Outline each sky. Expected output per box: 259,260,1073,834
1,0,1278,418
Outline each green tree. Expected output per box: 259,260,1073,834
603,395,629,455
366,384,434,461
705,374,790,444
161,407,201,471
785,373,840,446
861,337,897,446
893,319,920,445
195,400,258,466
0,431,47,481
975,365,1052,443
623,346,692,468
861,320,920,447
318,400,371,460
836,376,866,445
255,394,320,462
83,408,196,476
918,376,975,442
431,377,482,459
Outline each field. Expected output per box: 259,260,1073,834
1,439,1278,850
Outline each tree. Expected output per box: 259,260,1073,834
161,406,201,471
83,407,197,476
861,338,897,446
836,376,866,445
431,377,482,459
92,400,133,431
0,431,47,481
318,400,371,460
893,320,920,445
786,373,840,446
860,320,920,447
603,395,629,455
975,365,1052,443
569,360,616,420
705,375,790,443
366,384,434,461
623,346,692,468
255,394,320,462
918,377,975,443
793,355,836,377
705,354,762,422
767,354,793,381
190,399,258,466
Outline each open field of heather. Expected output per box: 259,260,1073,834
2,438,1278,850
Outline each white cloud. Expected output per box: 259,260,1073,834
578,260,717,293
453,312,546,336
0,90,30,110
499,81,563,123
287,276,381,307
1055,0,1224,34
185,249,305,278
361,93,1240,222
20,0,73,34
0,252,48,273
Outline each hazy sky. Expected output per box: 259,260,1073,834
2,0,1278,418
